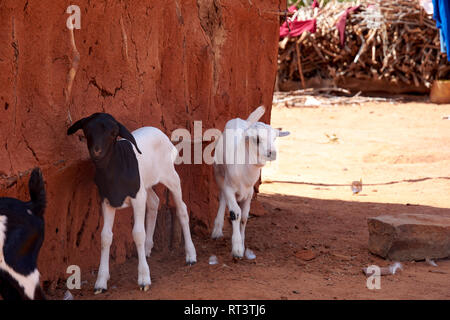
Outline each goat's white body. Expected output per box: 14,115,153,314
132,127,179,189
95,127,196,292
212,116,262,257
214,119,262,200
211,106,289,258
0,215,40,300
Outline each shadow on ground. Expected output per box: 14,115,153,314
48,190,450,300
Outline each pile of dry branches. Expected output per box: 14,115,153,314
277,0,450,92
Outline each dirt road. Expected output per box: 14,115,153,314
50,99,450,300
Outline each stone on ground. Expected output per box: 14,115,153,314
367,214,450,261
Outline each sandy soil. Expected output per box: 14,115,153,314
50,98,450,300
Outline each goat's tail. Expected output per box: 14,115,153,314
28,167,46,217
246,106,265,125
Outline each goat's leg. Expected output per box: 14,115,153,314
145,188,159,257
131,190,151,291
161,170,197,265
211,192,226,239
239,193,252,253
222,187,244,258
94,202,116,294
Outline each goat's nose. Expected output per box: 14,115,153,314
93,146,101,156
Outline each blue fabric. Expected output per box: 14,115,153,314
433,0,450,61
440,29,447,53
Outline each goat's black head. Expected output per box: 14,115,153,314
67,113,142,163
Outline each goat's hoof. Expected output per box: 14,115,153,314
139,285,151,292
232,254,243,260
145,246,153,258
94,288,106,295
186,260,197,266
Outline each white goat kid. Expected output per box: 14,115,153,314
67,113,196,293
211,106,290,258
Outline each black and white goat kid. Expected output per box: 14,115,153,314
0,168,46,300
67,113,196,293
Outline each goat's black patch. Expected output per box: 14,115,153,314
0,270,26,300
0,270,45,300
0,168,46,300
0,200,45,276
67,113,142,155
67,113,142,208
230,210,236,221
94,140,141,208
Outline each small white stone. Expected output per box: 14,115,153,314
389,262,403,274
426,258,438,267
63,290,74,300
245,248,256,260
209,255,219,265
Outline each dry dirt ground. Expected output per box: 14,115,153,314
51,97,450,300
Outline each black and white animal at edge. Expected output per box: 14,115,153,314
67,113,196,294
0,167,46,300
211,106,290,258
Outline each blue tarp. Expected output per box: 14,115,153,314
433,0,450,61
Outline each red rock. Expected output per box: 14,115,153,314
368,214,450,261
295,249,317,261
0,0,284,283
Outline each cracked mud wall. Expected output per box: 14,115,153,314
0,0,285,283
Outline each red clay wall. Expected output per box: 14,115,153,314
0,0,284,283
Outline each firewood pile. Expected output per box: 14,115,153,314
277,0,450,93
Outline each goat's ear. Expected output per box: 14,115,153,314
67,117,89,135
277,130,290,137
246,106,265,125
117,122,142,154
